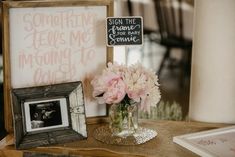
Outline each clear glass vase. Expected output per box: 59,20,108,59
109,102,139,137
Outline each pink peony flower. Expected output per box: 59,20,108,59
126,88,145,102
91,76,106,97
103,77,126,104
91,62,161,113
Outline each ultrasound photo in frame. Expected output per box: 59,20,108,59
24,98,69,133
11,81,87,149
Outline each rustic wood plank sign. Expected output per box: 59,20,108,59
106,17,143,46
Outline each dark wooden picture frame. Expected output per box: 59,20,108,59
11,81,87,149
3,0,114,133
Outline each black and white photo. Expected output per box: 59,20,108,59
29,100,62,129
11,81,87,149
24,98,69,132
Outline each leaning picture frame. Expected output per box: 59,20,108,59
173,125,235,157
11,81,87,149
3,0,114,132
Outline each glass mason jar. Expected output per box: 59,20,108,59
109,101,139,137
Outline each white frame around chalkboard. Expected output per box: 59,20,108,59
173,125,235,157
3,0,113,133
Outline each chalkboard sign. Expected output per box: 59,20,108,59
107,17,143,46
3,0,113,132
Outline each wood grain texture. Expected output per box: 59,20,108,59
11,82,87,149
3,0,113,8
106,0,114,68
0,120,229,157
2,0,13,133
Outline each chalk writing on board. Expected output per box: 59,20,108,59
10,8,106,87
106,17,143,46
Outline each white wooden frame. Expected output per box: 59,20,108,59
173,125,235,157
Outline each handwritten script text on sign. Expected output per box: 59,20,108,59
107,17,142,46
10,7,106,87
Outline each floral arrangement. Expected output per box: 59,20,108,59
91,62,161,113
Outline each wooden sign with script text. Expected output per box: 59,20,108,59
4,4,112,119
106,17,143,46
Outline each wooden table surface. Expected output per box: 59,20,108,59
0,120,228,157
